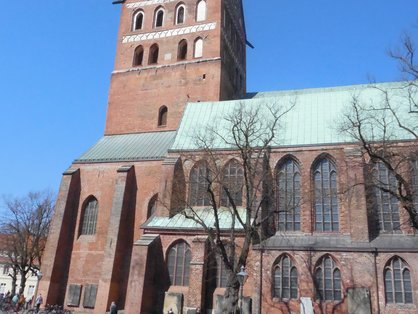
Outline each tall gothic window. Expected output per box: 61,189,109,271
196,0,207,22
273,255,298,299
313,157,339,232
221,159,243,207
194,37,203,58
412,159,418,212
80,197,98,235
189,161,211,206
216,255,228,288
167,241,191,286
154,7,164,27
133,10,144,30
315,255,342,301
149,44,159,64
384,257,413,304
158,106,168,126
175,4,186,24
132,45,144,67
277,158,301,231
372,162,400,232
177,39,188,61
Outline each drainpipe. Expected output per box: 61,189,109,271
373,248,380,314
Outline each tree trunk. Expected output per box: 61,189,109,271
19,269,27,295
222,285,240,314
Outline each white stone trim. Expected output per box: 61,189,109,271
112,57,221,74
127,0,177,9
122,22,217,44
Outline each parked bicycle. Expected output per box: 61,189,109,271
27,304,71,314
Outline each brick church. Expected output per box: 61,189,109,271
39,0,418,313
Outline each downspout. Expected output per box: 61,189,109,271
373,248,380,314
258,248,264,314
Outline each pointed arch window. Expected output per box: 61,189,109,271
273,255,298,299
189,161,211,206
221,160,243,207
194,37,203,58
149,44,159,64
313,157,339,232
196,0,207,22
175,4,186,24
154,7,164,28
167,241,191,286
133,45,144,67
315,255,342,301
80,197,98,235
277,158,301,231
177,39,188,61
133,10,144,30
384,256,413,304
372,162,400,232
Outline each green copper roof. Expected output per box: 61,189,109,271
143,207,248,230
75,131,176,163
171,82,416,150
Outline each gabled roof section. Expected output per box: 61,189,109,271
75,131,176,163
171,82,416,151
143,207,248,231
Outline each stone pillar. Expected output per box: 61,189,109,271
95,165,137,314
125,234,166,314
186,237,207,310
39,168,80,306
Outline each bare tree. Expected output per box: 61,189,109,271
1,191,55,294
170,101,295,313
339,32,418,231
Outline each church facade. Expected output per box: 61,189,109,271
39,1,418,313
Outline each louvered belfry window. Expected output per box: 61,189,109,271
80,197,98,235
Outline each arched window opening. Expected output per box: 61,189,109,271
133,45,144,67
189,162,211,206
158,106,168,126
384,257,413,304
273,255,298,299
133,11,144,30
315,256,342,301
80,197,98,235
277,158,301,231
167,241,191,286
313,157,339,232
221,159,243,207
154,7,164,27
176,4,186,24
372,162,400,232
196,0,207,22
194,37,203,58
412,160,418,212
149,44,159,64
177,39,188,61
147,194,158,218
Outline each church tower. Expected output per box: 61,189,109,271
39,1,248,314
105,0,247,134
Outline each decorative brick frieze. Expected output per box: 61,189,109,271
122,22,217,43
126,0,177,9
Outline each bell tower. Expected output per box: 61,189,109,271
105,0,247,135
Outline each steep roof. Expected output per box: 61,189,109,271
171,82,416,151
74,131,176,163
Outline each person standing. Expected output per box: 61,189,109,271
35,293,43,311
110,301,117,314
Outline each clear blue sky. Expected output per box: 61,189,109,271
0,0,417,199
